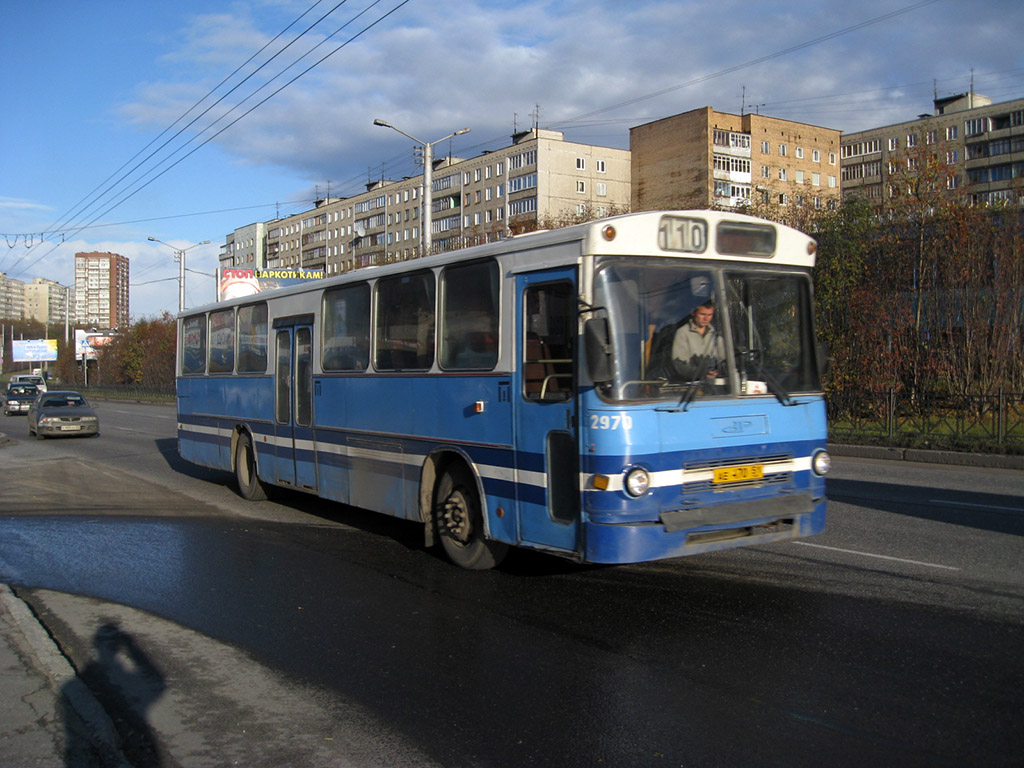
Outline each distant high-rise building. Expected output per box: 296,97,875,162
74,252,129,329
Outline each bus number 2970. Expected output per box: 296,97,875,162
589,413,633,431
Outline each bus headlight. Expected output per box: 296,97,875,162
812,450,832,476
624,467,650,497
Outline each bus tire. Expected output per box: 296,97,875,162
235,432,268,501
435,464,508,570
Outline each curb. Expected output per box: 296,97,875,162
828,443,1024,470
0,584,133,768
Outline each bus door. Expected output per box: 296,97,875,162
273,318,318,492
514,269,580,553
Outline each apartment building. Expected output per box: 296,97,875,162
74,251,130,329
630,107,842,213
24,278,74,326
243,128,630,275
0,273,26,321
220,221,269,272
840,93,1024,207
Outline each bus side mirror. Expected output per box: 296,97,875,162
584,318,613,383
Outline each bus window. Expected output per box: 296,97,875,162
323,284,370,371
295,327,312,426
181,315,206,375
375,271,435,371
440,260,498,370
237,303,268,373
275,331,291,424
523,281,574,400
208,309,235,373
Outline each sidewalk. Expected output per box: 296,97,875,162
0,584,130,768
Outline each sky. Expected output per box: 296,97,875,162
1,0,1022,320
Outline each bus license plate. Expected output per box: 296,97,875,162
712,464,764,484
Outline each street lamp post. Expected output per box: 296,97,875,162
373,119,470,257
148,237,211,312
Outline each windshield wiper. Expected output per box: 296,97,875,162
657,356,716,413
738,349,793,406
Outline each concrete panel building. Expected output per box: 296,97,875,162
841,93,1024,207
24,278,74,327
0,273,26,321
631,107,842,213
243,128,630,276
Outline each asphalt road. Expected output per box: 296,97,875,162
1,401,1022,767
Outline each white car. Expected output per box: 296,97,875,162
10,374,47,392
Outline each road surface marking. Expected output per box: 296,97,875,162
792,541,960,570
929,499,1024,514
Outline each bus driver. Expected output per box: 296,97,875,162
671,300,726,381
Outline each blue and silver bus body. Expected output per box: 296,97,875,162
177,210,828,566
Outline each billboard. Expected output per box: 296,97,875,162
218,268,325,301
11,339,58,362
74,330,115,360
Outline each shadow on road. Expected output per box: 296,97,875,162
63,622,165,767
827,477,1024,536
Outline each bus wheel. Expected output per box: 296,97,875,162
435,465,508,570
235,433,268,501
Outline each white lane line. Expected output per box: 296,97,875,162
929,499,1024,513
792,541,960,571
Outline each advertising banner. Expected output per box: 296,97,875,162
74,330,115,360
218,268,325,301
11,339,58,362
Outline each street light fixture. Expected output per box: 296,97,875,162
373,119,470,256
148,237,211,312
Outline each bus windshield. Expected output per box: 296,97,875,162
592,257,821,404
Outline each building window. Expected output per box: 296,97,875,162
796,147,804,159
829,152,837,165
596,160,606,173
812,172,820,186
761,165,770,178
907,134,918,147
761,141,770,153
778,168,787,181
889,137,899,151
596,182,607,196
576,157,586,170
576,180,586,193
965,117,989,136
828,175,837,188
778,193,788,206
796,170,804,184
812,149,821,163
779,144,787,157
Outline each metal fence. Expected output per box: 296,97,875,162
82,384,176,402
826,388,1024,454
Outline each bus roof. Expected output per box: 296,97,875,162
184,210,816,317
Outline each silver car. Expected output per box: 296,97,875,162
27,391,99,439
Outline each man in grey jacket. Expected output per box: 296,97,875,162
671,301,726,381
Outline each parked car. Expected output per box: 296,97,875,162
10,374,47,392
27,390,99,438
3,383,40,415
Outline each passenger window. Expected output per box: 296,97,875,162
237,303,268,373
375,271,435,370
323,284,370,371
523,282,574,400
181,315,206,375
440,260,498,370
208,309,235,373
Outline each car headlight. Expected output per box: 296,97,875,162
40,417,61,425
624,467,651,497
812,449,832,476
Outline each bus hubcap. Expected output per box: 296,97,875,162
440,491,471,543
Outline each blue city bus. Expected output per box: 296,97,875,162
177,210,830,569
